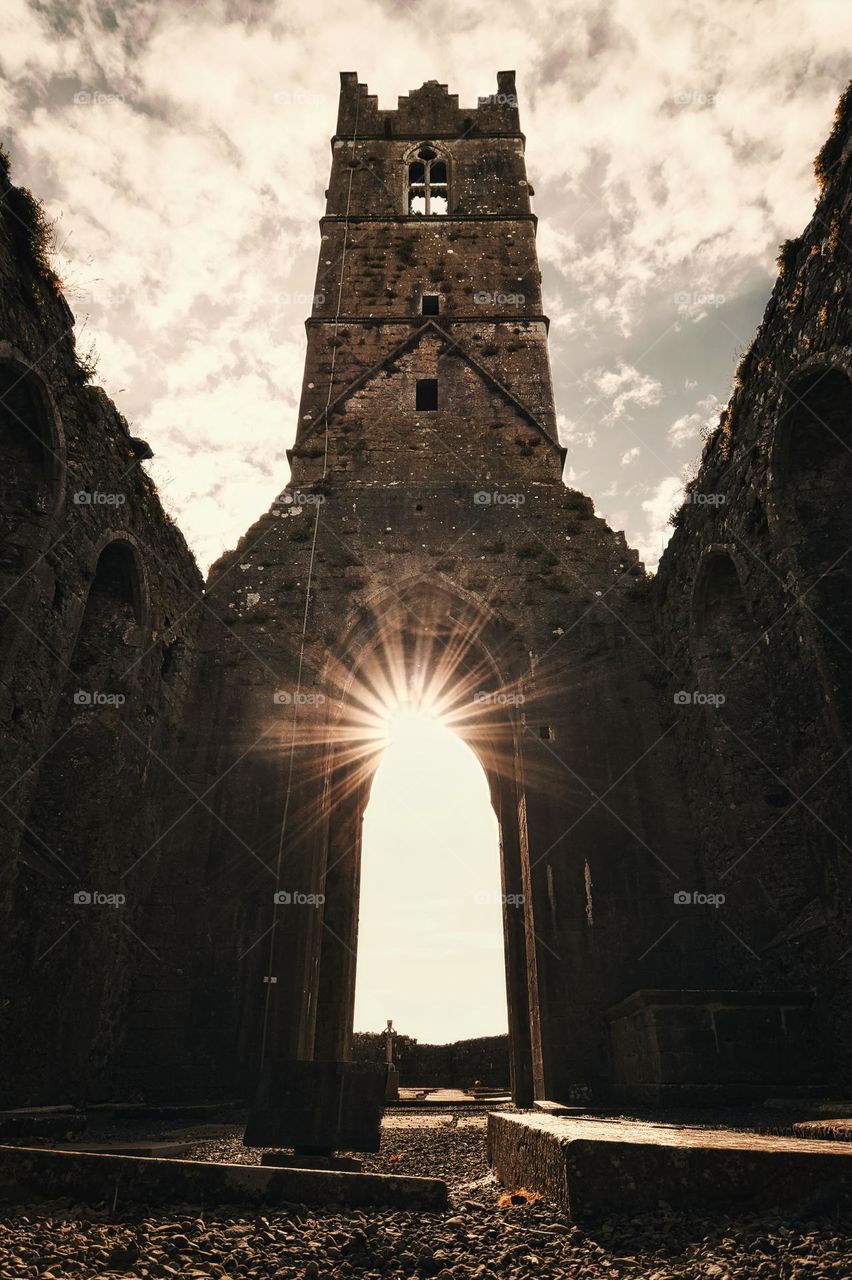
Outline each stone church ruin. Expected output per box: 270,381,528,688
1,71,851,1127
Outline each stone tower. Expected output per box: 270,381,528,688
167,73,701,1105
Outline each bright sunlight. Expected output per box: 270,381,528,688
352,704,508,1043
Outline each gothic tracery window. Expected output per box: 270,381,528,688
408,146,448,215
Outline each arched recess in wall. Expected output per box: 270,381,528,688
19,538,146,877
0,352,65,664
772,362,852,747
690,547,820,954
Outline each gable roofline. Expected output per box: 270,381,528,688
291,320,564,460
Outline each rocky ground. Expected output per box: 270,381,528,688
1,1110,852,1278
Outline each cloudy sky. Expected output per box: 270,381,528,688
3,0,851,572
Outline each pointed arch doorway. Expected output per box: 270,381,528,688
311,579,538,1105
353,701,508,1046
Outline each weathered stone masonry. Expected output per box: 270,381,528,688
0,147,203,1104
655,84,852,1092
156,75,710,1108
0,76,850,1109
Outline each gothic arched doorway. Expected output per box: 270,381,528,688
304,578,538,1104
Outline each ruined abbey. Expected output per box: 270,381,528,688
1,72,851,1112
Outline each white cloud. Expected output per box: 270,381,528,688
588,362,664,423
637,474,685,570
557,412,598,449
668,393,724,447
621,446,641,465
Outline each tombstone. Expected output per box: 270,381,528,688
244,1060,386,1171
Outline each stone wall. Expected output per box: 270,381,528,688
654,84,852,1091
352,1032,510,1088
0,148,204,1105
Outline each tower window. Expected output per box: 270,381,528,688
408,146,448,216
416,379,438,411
422,295,440,316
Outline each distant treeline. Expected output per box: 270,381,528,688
351,1030,509,1088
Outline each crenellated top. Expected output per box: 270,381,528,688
335,72,521,140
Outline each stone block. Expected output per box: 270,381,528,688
488,1112,852,1220
0,1145,447,1211
244,1060,386,1152
606,989,819,1100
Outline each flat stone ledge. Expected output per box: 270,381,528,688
794,1120,852,1142
0,1146,448,1211
533,1100,588,1117
487,1112,852,1220
53,1140,195,1158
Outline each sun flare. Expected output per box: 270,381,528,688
381,696,448,749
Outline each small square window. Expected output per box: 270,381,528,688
539,725,555,741
422,295,440,315
416,378,438,411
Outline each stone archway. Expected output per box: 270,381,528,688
290,578,538,1104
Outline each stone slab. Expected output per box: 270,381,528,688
487,1111,852,1220
606,989,820,1101
794,1120,852,1142
533,1100,588,1117
260,1151,363,1171
87,1100,245,1122
244,1061,385,1152
0,1112,86,1142
54,1140,194,1158
0,1146,448,1211
389,1097,488,1110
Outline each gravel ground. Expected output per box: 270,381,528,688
2,1110,852,1278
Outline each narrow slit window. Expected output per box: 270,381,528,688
422,295,440,315
416,378,438,411
408,145,448,216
